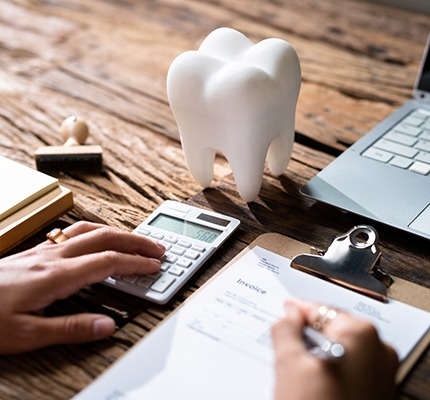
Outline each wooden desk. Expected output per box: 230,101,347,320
0,1,429,398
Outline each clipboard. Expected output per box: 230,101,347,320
228,228,430,383
73,226,430,399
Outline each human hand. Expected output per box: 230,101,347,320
271,298,399,400
0,221,165,354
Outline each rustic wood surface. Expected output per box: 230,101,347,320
0,0,429,399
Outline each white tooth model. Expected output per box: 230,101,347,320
167,27,301,202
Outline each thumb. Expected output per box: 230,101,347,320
271,301,308,363
9,313,116,353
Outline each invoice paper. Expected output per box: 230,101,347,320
73,246,430,400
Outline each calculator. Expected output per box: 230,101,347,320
103,200,241,304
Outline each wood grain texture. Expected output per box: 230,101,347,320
0,0,429,399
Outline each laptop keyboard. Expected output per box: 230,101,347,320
362,108,430,175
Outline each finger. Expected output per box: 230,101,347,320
1,313,116,354
23,252,162,308
289,299,392,357
60,226,165,259
271,301,308,362
285,298,348,333
66,251,162,284
40,221,106,247
61,221,109,237
285,298,332,325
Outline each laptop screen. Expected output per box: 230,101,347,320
417,35,430,92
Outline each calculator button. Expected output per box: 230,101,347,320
120,275,138,284
136,276,154,288
168,266,185,276
177,240,191,248
159,241,172,251
191,244,206,252
150,232,164,240
170,246,186,256
136,228,150,236
151,275,176,293
164,254,178,263
176,258,192,268
160,262,171,272
147,271,162,279
184,250,200,260
163,235,178,244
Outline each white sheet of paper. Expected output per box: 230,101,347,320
73,246,430,400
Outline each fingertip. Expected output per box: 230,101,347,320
139,257,161,275
14,313,117,352
284,299,300,314
150,257,162,268
272,301,305,342
272,302,310,366
283,299,305,323
92,316,116,339
155,241,166,252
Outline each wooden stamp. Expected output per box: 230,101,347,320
34,116,103,173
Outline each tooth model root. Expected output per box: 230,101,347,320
225,146,268,203
167,27,301,202
267,122,295,176
181,141,216,187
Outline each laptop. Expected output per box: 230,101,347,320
301,35,430,240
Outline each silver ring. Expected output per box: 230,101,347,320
313,305,338,331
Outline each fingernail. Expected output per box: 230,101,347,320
150,258,161,267
284,300,298,316
156,242,165,251
93,317,116,339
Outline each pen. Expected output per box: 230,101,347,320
303,326,346,361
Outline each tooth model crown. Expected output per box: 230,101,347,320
167,27,301,202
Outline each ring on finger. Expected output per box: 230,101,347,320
313,305,338,331
46,228,69,244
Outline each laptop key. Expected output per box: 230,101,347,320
420,131,430,141
414,109,430,117
401,116,424,126
409,161,430,175
415,151,430,164
362,147,393,163
394,124,422,137
415,140,430,152
390,156,413,169
384,131,417,146
373,139,418,158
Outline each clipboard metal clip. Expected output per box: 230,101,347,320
291,225,394,302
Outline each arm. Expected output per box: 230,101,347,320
271,298,399,400
0,221,165,354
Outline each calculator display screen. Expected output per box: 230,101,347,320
149,214,222,243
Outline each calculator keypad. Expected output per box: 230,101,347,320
113,228,207,298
